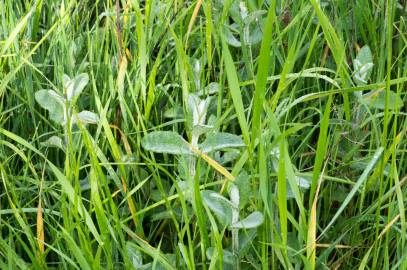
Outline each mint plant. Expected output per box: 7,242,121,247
142,92,264,268
202,183,264,270
35,73,99,151
353,45,402,110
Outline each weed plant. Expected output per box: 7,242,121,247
0,0,406,269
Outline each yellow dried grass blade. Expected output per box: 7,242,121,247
36,198,44,254
307,161,327,269
315,244,352,249
186,0,203,44
188,144,235,193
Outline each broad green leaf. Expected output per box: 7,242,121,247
200,132,245,153
243,10,266,45
35,89,65,123
363,90,403,110
197,82,219,96
192,124,213,136
230,211,264,229
224,25,241,47
234,171,251,209
206,247,236,266
297,176,311,189
201,190,234,226
141,131,192,155
353,45,373,86
218,149,240,165
286,176,311,199
41,135,64,150
62,74,71,88
65,73,89,102
126,242,143,268
287,175,311,198
76,110,99,124
355,45,373,66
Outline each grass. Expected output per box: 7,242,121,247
1,0,407,269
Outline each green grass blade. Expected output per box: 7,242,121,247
221,36,250,146
319,147,384,237
251,0,276,147
309,95,333,206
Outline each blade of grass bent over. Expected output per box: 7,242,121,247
251,0,276,148
319,147,384,238
309,0,351,121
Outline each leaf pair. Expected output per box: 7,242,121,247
35,73,99,126
188,93,211,128
201,190,264,229
62,73,89,103
353,45,403,110
223,7,266,47
35,89,66,123
352,45,374,86
141,131,245,155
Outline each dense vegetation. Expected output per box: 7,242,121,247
1,0,407,269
